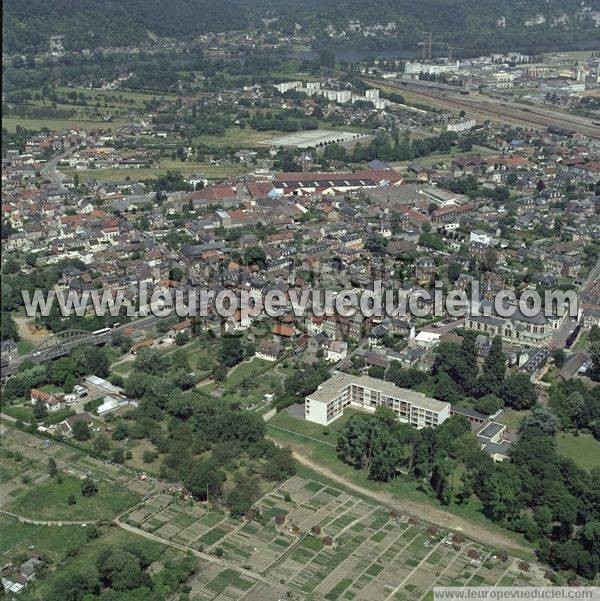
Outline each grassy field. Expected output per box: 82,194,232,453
66,161,246,183
390,145,497,171
6,473,139,521
2,117,124,132
557,432,600,471
0,515,88,561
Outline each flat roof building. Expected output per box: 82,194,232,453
305,372,450,427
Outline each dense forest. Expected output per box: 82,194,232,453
4,0,600,54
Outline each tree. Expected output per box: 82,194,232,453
262,446,296,481
50,357,74,385
72,420,91,441
184,460,225,500
174,331,189,346
133,347,170,375
478,336,506,396
63,373,75,394
243,246,266,268
479,464,522,521
111,447,125,464
0,313,19,341
111,422,129,440
98,549,149,591
219,335,244,368
93,435,111,453
48,457,57,478
501,373,537,410
33,399,48,420
590,342,600,382
552,348,566,369
521,406,560,435
71,345,109,377
477,394,504,415
447,262,462,282
81,476,98,497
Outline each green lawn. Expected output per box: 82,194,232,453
573,330,589,351
6,474,139,521
2,404,34,421
17,339,34,354
557,432,600,471
225,357,273,390
268,406,369,444
496,408,530,432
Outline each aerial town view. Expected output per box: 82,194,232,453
1,1,600,600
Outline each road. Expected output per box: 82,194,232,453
41,146,78,190
550,257,600,349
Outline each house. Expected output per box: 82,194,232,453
256,340,282,361
169,319,192,339
307,332,328,355
30,388,65,413
325,340,348,363
131,339,155,354
272,323,295,339
450,406,489,426
476,422,511,461
19,558,42,582
414,256,435,285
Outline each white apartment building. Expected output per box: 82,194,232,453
490,72,514,89
305,82,322,95
274,81,303,94
305,373,450,427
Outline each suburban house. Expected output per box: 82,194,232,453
30,388,65,413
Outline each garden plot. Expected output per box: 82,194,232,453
125,475,551,600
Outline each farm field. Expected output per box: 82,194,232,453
66,161,247,183
2,117,124,132
121,474,550,600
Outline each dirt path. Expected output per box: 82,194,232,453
285,448,532,556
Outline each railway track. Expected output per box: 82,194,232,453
367,78,600,139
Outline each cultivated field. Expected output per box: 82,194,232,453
121,475,550,600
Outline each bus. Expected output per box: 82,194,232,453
92,327,111,336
